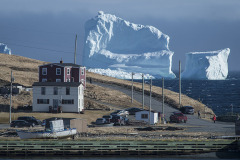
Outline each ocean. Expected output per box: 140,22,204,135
141,71,240,116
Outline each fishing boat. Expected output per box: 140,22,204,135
17,119,77,139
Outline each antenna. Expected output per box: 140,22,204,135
74,34,77,64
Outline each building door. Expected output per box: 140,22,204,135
53,99,58,109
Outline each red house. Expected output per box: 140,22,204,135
39,61,86,89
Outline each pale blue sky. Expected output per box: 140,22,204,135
0,0,240,71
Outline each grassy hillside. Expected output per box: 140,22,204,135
0,53,48,86
0,53,142,110
0,53,214,116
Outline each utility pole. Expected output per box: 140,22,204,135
142,73,144,109
9,70,14,124
131,72,134,103
179,60,181,106
162,77,164,120
74,34,77,64
149,77,152,125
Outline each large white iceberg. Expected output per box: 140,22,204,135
83,11,176,79
0,43,11,55
181,48,230,80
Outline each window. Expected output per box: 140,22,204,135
66,87,70,95
42,79,47,82
62,99,74,104
56,79,61,82
53,87,58,95
141,114,148,119
37,99,49,104
67,68,70,75
56,68,61,75
41,87,46,95
42,68,47,75
81,68,84,75
67,78,70,82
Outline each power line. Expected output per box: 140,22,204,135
6,42,73,54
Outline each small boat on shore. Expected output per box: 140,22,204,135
17,119,77,139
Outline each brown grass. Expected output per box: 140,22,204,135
0,53,47,86
0,53,214,122
87,72,214,115
85,84,142,110
0,110,112,124
0,91,32,108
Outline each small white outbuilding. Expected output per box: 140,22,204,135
135,110,159,125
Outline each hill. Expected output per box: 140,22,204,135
0,53,142,110
0,53,48,86
0,53,214,115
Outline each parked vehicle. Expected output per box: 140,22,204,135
102,115,112,123
110,111,119,116
180,106,195,115
10,120,35,128
17,116,42,125
118,110,129,117
123,117,129,125
110,110,129,117
170,112,187,123
125,107,143,115
95,118,106,125
110,115,125,125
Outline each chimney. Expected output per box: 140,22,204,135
60,58,63,64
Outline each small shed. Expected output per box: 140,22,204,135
45,117,87,133
135,110,158,125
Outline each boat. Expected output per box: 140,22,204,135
95,123,114,127
17,119,77,139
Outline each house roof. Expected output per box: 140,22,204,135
32,82,82,87
39,63,84,68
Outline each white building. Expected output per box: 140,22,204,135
135,110,159,125
32,82,84,113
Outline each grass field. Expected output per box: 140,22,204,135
0,110,112,124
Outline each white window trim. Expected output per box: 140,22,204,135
81,68,84,75
56,79,61,82
42,68,47,75
56,68,61,75
67,68,70,75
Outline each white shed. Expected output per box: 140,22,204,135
135,110,159,125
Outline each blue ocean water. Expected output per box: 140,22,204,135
143,71,240,116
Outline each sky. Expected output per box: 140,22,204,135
0,0,240,71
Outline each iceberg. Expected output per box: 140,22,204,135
88,68,153,79
0,43,11,55
83,11,176,79
181,48,230,80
